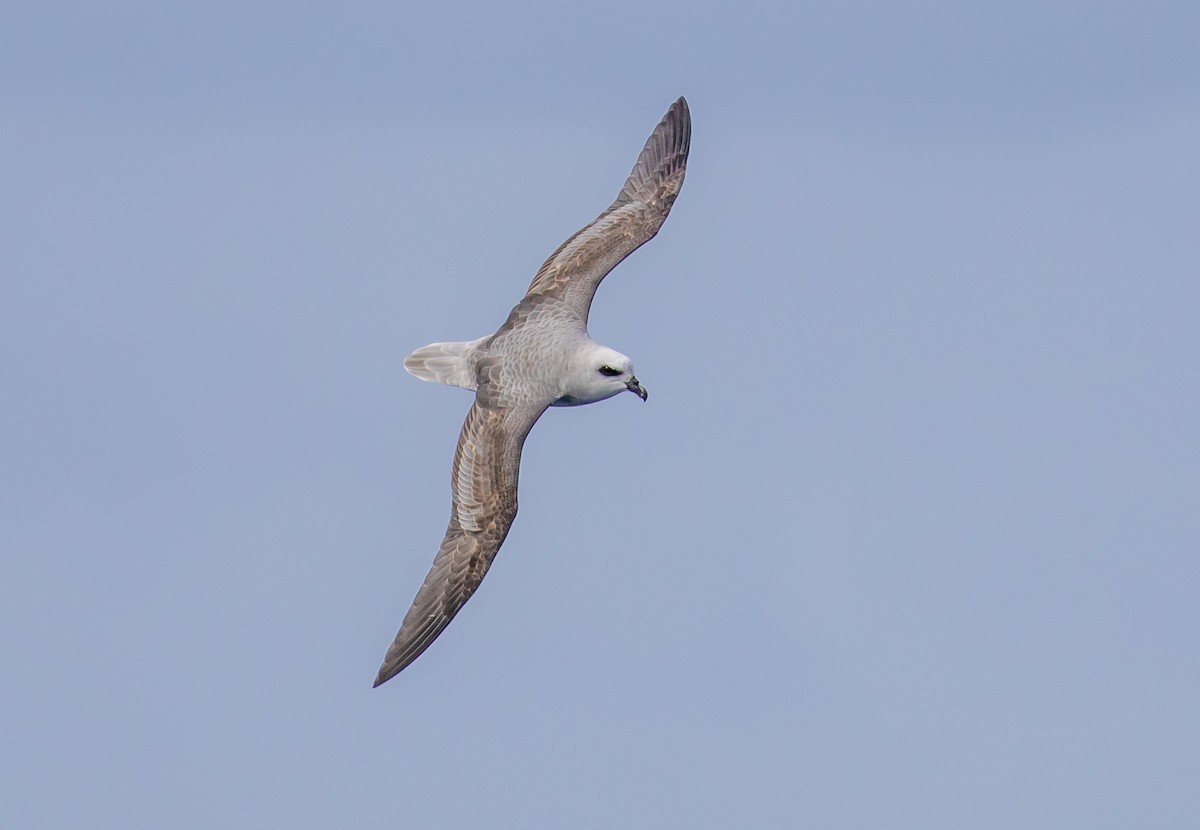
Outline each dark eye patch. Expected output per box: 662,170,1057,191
597,365,622,377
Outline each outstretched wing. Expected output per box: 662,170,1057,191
524,96,691,322
374,399,546,685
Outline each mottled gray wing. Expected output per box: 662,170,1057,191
524,97,690,322
373,399,546,686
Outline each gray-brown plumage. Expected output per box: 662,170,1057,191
374,97,690,686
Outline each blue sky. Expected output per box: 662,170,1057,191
3,2,1198,827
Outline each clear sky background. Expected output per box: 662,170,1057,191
3,2,1198,827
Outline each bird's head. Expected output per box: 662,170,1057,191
555,345,648,406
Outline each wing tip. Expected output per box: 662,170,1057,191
617,96,691,206
373,630,432,687
372,650,416,688
658,95,691,153
664,95,691,141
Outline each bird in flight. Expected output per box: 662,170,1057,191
374,97,691,686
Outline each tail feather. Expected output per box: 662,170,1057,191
403,337,486,390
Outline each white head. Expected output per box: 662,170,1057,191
553,344,648,407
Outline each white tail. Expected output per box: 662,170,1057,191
403,337,487,390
